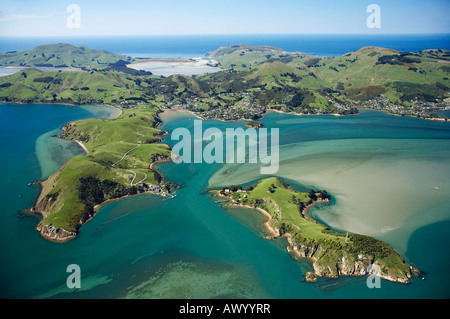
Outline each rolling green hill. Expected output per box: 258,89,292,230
1,43,449,119
200,44,450,118
208,43,307,71
0,67,146,104
0,43,134,69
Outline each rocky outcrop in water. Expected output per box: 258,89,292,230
288,237,415,283
35,223,76,242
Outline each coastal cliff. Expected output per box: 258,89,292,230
287,235,414,283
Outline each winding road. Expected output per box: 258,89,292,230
111,130,155,186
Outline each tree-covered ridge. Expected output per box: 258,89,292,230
218,177,415,283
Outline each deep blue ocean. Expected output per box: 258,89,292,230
0,34,449,57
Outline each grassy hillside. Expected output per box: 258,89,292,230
219,177,414,283
1,43,448,120
0,43,134,69
201,44,450,118
0,67,146,105
34,106,173,239
208,43,307,71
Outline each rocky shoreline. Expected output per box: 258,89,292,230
286,234,419,283
35,223,77,243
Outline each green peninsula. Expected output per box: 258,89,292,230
217,177,416,283
33,106,173,241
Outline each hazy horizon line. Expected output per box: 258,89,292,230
1,33,449,38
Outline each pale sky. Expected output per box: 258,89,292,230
0,0,449,37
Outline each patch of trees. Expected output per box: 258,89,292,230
394,81,447,102
110,59,130,67
341,108,359,115
104,65,153,76
401,93,437,103
151,170,164,185
78,176,145,214
347,233,393,259
279,222,295,235
376,54,421,66
329,66,339,72
34,63,54,67
344,86,386,101
275,55,295,64
289,90,316,109
280,72,301,82
33,76,54,83
319,87,339,95
305,57,320,68
0,83,12,88
244,185,254,192
44,192,59,202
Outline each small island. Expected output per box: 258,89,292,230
245,121,264,128
215,177,418,283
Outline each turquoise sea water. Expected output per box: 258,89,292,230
0,104,449,298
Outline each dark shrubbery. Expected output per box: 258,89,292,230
376,54,420,66
344,86,386,101
78,176,144,211
347,233,393,259
33,77,54,83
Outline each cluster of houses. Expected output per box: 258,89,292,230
158,92,266,120
144,182,172,197
352,94,449,118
